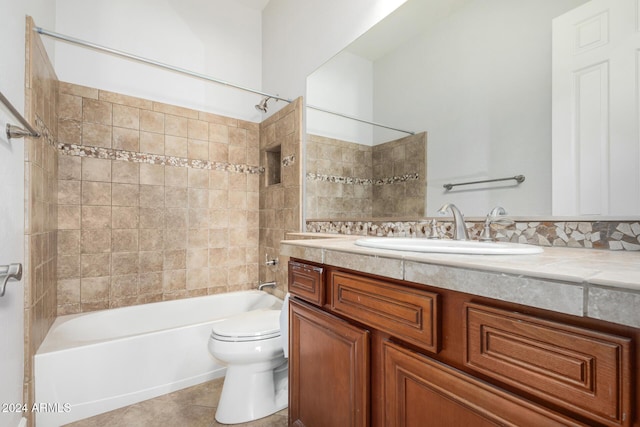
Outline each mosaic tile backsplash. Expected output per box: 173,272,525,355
306,219,640,251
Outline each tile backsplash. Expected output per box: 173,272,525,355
306,218,640,251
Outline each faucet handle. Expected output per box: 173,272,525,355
427,219,440,239
479,206,513,241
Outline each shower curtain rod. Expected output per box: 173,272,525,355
0,89,40,139
34,27,292,104
306,104,415,135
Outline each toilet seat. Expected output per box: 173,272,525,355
211,309,281,342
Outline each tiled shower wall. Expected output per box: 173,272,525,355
24,16,58,424
305,132,426,219
56,82,262,314
259,99,302,299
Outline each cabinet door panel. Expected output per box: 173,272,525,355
289,298,369,427
464,303,632,427
383,341,586,427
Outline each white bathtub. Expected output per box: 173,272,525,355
34,291,282,427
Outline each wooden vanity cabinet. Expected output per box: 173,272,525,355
287,259,636,427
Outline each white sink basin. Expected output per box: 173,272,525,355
354,237,544,255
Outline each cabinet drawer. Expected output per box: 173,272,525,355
288,261,324,306
330,270,439,353
464,303,632,427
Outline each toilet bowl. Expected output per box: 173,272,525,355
208,295,289,424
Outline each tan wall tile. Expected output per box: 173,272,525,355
165,208,188,229
208,142,228,163
60,81,98,99
81,229,112,253
113,104,139,130
82,158,112,182
186,268,209,289
187,248,208,269
188,229,209,248
59,155,82,180
58,230,80,255
81,253,111,277
58,180,81,205
165,114,188,137
139,272,162,294
58,93,82,120
139,185,164,208
165,166,188,187
188,119,208,140
112,206,139,229
57,279,80,304
164,250,186,270
140,131,165,155
140,163,165,186
188,188,208,208
80,276,110,301
209,190,228,209
140,251,163,273
229,145,247,164
112,183,140,207
83,99,112,125
188,139,208,160
82,181,111,206
58,119,82,145
189,209,209,229
140,208,165,229
163,269,186,291
165,187,188,207
164,229,187,250
99,90,153,109
58,255,80,279
209,170,228,190
209,123,228,144
112,252,139,275
112,161,139,184
140,229,164,251
153,102,198,119
112,229,139,252
188,168,209,189
165,135,188,157
81,206,112,229
110,274,138,298
140,110,164,133
112,127,140,152
58,205,81,230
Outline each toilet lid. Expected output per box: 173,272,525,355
211,309,281,342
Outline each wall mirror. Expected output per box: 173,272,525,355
304,0,640,220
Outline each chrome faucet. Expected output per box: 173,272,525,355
437,203,469,240
479,206,514,241
258,281,277,291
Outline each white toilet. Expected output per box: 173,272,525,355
208,295,289,424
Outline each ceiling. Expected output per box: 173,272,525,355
236,0,271,11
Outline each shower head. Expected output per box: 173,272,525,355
255,96,271,112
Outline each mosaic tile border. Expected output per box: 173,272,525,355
58,142,264,174
306,172,420,186
306,219,640,251
35,116,56,149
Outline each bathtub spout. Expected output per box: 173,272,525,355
258,281,276,291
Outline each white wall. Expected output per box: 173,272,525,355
373,0,586,216
261,0,408,116
54,0,264,122
306,51,373,145
0,1,54,425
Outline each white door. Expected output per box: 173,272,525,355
0,105,25,427
552,0,640,216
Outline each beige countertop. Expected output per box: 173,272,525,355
281,235,640,329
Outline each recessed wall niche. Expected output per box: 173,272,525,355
266,145,282,186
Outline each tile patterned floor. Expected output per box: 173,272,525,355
64,378,288,427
